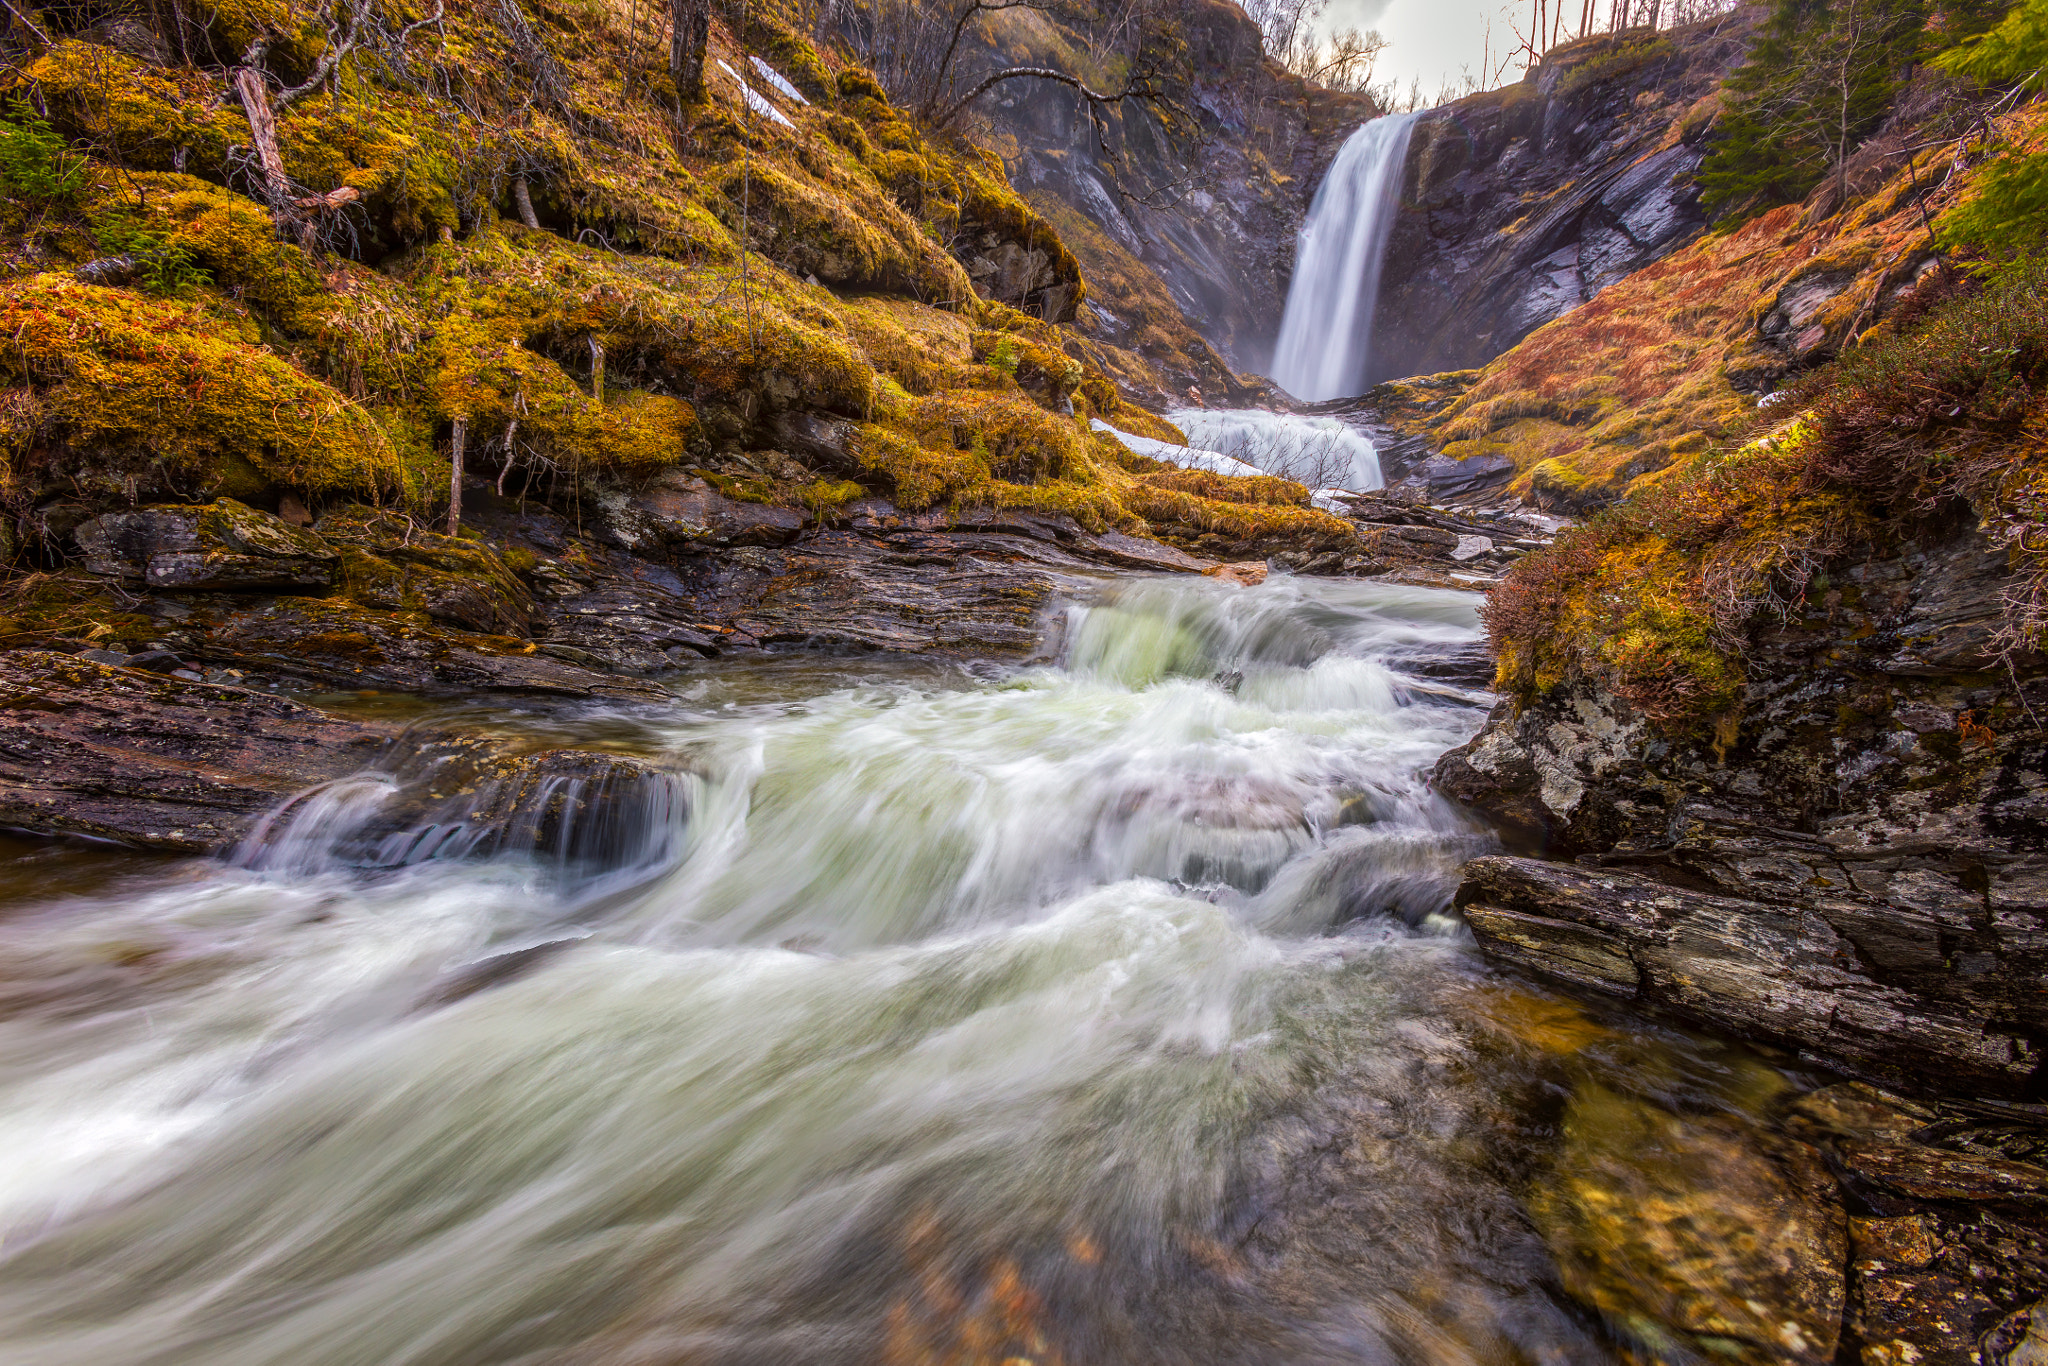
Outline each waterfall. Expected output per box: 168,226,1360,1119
1270,113,1419,402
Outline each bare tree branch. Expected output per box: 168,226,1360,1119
933,63,1162,130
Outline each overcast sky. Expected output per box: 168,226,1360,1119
1322,0,1521,100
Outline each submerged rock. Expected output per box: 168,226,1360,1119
1531,1082,1847,1364
246,733,685,874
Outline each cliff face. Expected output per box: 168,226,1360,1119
1370,94,2048,513
1370,20,1753,386
961,0,1371,388
1438,518,2045,1100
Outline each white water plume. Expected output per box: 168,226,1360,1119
1169,408,1384,494
1271,113,1419,402
0,575,1788,1365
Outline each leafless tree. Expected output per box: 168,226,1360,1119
1299,27,1387,92
839,0,1194,146
229,0,444,242
671,0,710,105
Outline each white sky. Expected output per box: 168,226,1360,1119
1321,0,1524,99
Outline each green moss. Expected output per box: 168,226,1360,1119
0,8,1293,573
0,275,429,502
22,43,246,179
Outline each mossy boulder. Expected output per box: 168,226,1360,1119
0,277,428,504
75,497,338,591
317,507,534,636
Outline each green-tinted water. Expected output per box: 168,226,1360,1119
0,576,1804,1364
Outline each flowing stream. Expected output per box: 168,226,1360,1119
1270,115,1420,402
0,575,1797,1365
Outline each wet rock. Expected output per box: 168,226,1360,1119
538,576,730,671
316,507,533,636
1984,1302,2048,1366
1204,561,1267,587
1454,856,2040,1097
1438,524,2048,1098
1781,1084,2048,1365
592,472,808,555
198,598,670,700
274,734,685,872
77,498,338,592
1421,453,1515,501
1531,1083,1846,1364
0,649,393,851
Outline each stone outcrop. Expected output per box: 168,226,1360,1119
0,650,396,851
77,498,339,592
0,648,681,857
1371,19,1754,382
1436,521,2046,1100
969,0,1371,375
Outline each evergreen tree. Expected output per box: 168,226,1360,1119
1700,0,1928,222
1934,0,2048,261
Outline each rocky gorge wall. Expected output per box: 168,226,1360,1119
1436,518,2045,1102
956,0,1371,391
1371,17,1754,386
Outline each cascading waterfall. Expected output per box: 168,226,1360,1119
1270,113,1420,402
0,575,1800,1365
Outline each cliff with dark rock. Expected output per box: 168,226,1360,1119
1365,68,2048,514
1430,245,2048,1104
960,0,1372,388
1438,517,2046,1100
1370,18,1754,386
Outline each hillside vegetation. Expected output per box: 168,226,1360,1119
0,0,1352,573
1453,0,2048,729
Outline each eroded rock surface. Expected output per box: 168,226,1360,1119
1437,523,2046,1099
1373,20,1753,382
0,650,394,851
77,498,339,592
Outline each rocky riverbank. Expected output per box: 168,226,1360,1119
1436,522,2044,1106
1423,367,2048,1359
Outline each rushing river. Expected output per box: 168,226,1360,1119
0,575,1800,1365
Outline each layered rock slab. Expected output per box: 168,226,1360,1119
0,650,679,855
1436,524,2046,1098
0,650,394,851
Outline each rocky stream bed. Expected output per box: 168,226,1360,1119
0,478,2041,1364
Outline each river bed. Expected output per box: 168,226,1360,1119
0,574,1817,1365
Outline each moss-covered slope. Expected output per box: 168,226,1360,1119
1382,98,2048,514
0,0,1345,571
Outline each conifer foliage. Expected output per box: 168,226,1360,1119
1699,0,1927,221
1934,0,2048,260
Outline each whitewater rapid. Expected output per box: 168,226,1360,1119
0,574,1781,1364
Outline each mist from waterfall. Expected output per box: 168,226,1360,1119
1270,113,1419,402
